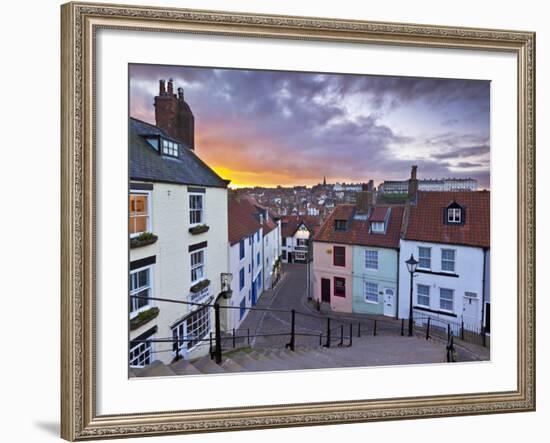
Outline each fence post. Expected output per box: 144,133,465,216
288,309,296,351
348,324,353,347
319,333,323,347
373,320,377,336
209,332,213,359
232,328,236,349
481,324,486,348
426,317,431,340
447,323,451,342
461,319,465,341
358,323,361,338
325,317,331,348
401,318,404,336
339,325,344,347
214,302,222,364
247,328,250,346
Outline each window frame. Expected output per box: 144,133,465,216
441,248,456,273
416,283,430,307
190,248,206,284
334,276,346,298
239,239,245,261
371,221,385,233
364,249,378,270
447,207,462,223
239,267,245,291
172,306,211,355
334,219,347,231
129,265,153,318
439,287,455,312
129,191,151,238
161,138,179,157
364,281,379,304
417,246,431,270
129,339,153,368
333,246,346,267
189,192,204,226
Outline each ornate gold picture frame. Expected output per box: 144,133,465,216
61,2,535,440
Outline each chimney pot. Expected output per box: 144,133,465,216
159,79,166,94
177,87,184,100
167,78,174,95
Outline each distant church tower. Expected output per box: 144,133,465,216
154,78,195,150
323,176,327,186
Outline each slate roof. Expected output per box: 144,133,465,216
313,204,404,249
404,191,490,248
228,196,262,246
129,117,228,188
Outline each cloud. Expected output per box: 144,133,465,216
129,64,491,188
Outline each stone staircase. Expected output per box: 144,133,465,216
131,335,457,377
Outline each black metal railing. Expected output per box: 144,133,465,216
129,294,476,366
413,312,488,347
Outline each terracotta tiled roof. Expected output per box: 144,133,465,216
369,206,389,222
280,215,321,238
313,204,404,249
404,191,490,248
228,196,261,246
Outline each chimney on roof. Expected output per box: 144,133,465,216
154,78,195,150
408,165,418,201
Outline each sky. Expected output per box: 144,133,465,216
129,64,490,189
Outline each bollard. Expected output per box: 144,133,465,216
401,318,404,336
348,324,353,347
247,328,250,345
373,320,377,336
209,332,213,359
325,317,331,348
426,317,431,340
358,323,361,337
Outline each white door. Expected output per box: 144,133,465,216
462,295,479,327
383,288,395,317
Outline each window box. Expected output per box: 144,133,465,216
129,307,159,331
189,224,210,235
190,278,210,293
129,232,158,249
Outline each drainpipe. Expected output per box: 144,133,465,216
395,247,400,319
481,248,487,330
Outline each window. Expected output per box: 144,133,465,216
440,288,454,311
297,238,308,247
333,246,346,267
417,284,430,307
189,194,203,225
172,306,211,353
161,138,179,157
256,231,260,242
258,271,262,290
448,207,461,223
129,267,152,314
249,236,252,245
239,240,245,260
129,192,150,236
282,250,287,260
371,221,385,233
418,247,431,269
239,268,245,291
295,251,307,261
129,340,152,368
364,281,379,303
257,252,261,266
282,237,287,247
334,277,346,297
334,219,347,231
441,249,456,273
364,250,378,270
190,249,205,283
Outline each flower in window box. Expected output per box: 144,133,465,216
129,307,160,331
190,278,210,293
130,232,158,248
188,224,210,235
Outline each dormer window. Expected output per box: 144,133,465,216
334,219,347,231
161,138,179,157
445,202,465,225
371,221,385,233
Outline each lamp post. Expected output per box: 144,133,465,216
405,254,419,337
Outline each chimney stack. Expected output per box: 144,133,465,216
408,165,418,200
154,78,195,150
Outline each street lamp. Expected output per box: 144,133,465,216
405,254,419,337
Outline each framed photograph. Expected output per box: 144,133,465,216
61,1,536,440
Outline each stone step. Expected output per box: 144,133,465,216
171,358,203,375
134,360,176,377
191,356,227,374
221,358,248,373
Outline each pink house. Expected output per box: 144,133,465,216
312,205,355,313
